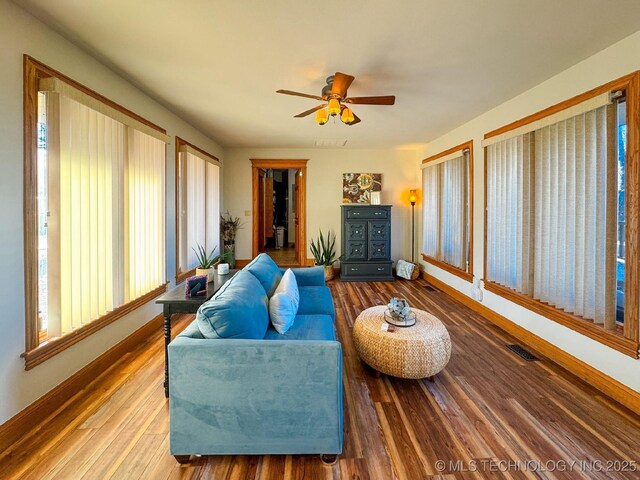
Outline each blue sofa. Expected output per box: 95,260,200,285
168,254,343,462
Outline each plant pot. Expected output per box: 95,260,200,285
223,242,236,269
196,267,215,283
323,265,335,282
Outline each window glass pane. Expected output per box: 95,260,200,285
37,92,48,335
616,100,626,324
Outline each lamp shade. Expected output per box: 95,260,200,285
409,189,417,204
341,107,355,124
327,98,341,116
315,108,328,125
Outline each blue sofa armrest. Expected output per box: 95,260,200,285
278,266,326,286
168,337,343,456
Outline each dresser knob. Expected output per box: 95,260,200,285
355,231,359,234
377,230,381,234
377,267,384,271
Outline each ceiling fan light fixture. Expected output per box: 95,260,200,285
341,107,355,124
327,98,341,116
315,108,328,125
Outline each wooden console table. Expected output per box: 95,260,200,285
155,270,237,397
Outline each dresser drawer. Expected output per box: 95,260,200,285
345,207,389,220
341,262,392,277
345,241,366,260
369,222,388,240
368,241,389,260
346,222,366,240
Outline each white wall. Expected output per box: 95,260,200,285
418,30,640,392
0,0,223,425
223,148,419,262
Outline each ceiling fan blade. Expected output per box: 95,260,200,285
294,104,326,118
331,72,355,97
348,112,361,126
344,95,395,105
276,89,324,101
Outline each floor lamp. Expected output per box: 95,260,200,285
409,189,417,263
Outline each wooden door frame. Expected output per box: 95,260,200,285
251,159,307,266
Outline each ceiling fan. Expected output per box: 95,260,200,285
276,72,395,126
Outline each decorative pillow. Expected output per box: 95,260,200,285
269,269,300,334
244,253,283,297
196,270,269,339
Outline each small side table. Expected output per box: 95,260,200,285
155,270,237,397
353,305,451,379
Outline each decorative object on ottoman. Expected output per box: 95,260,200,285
385,297,416,327
353,305,451,379
310,229,337,281
396,259,419,280
221,211,243,268
185,274,208,297
342,173,382,204
217,263,230,275
193,244,220,282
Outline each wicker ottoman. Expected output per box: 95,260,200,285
353,306,451,379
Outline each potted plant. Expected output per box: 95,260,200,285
310,229,337,281
193,244,220,282
221,211,243,269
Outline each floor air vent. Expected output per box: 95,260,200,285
506,344,537,361
424,285,437,292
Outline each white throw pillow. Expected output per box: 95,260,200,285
269,269,300,334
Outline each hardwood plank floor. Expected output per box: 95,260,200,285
1,278,639,479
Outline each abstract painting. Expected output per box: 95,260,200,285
342,173,383,203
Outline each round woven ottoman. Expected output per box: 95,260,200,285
353,306,451,379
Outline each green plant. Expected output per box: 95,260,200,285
310,230,337,266
192,244,220,269
220,211,243,243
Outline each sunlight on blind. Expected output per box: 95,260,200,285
45,95,165,337
50,95,125,336
127,129,166,301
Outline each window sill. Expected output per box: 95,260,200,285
422,254,473,283
21,283,168,370
176,268,196,284
483,281,639,358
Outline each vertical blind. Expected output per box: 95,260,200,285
485,103,618,328
177,147,221,274
45,93,166,337
422,151,470,271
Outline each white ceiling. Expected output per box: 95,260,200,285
16,0,640,149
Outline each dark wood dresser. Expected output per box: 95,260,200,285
340,205,394,281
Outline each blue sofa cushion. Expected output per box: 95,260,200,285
244,253,283,297
196,270,269,339
263,314,336,341
298,286,335,321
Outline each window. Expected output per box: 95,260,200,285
421,141,473,281
23,56,168,369
482,73,640,357
175,137,221,283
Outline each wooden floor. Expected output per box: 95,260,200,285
1,278,639,479
265,245,297,265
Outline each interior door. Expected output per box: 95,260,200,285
258,169,266,252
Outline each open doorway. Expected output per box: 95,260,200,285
251,159,307,267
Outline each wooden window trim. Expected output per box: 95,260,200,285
421,140,474,282
482,71,640,356
21,284,168,370
174,136,221,283
23,55,168,366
